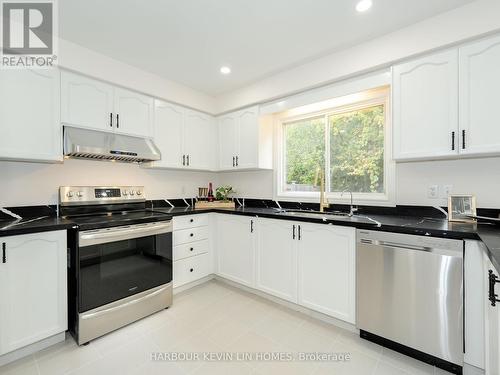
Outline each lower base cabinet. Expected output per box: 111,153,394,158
173,253,211,288
0,231,67,356
173,214,212,288
297,223,356,323
216,215,255,287
215,215,357,323
256,218,298,303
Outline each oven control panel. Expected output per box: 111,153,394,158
59,186,145,206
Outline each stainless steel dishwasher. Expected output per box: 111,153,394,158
356,229,463,374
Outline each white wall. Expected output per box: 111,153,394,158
215,0,500,113
218,157,500,209
58,39,216,114
0,160,218,207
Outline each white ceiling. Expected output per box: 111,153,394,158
59,0,474,95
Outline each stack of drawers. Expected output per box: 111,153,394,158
173,214,212,288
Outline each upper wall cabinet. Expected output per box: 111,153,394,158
217,106,272,171
0,68,62,163
459,34,500,156
61,71,114,132
184,109,217,170
393,49,459,161
113,88,153,138
150,100,185,169
61,71,153,138
147,99,217,171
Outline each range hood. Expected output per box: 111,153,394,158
63,126,161,163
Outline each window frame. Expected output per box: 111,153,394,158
274,87,395,206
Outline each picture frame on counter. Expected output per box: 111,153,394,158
448,194,477,222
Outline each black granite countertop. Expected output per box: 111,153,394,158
2,202,500,272
0,216,77,237
151,205,500,271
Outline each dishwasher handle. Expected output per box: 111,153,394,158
360,238,431,252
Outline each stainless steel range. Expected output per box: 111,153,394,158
60,186,173,345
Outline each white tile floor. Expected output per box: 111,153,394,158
1,280,449,375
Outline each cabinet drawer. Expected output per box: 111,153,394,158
173,253,211,288
173,214,209,230
173,226,209,246
173,239,209,261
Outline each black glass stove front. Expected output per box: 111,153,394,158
78,230,172,312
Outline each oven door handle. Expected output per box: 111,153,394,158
79,221,172,247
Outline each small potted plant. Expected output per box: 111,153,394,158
215,185,235,202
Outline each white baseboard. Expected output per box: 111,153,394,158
173,274,215,295
0,332,66,367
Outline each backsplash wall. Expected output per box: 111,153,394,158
3,156,500,208
218,157,500,209
0,159,218,207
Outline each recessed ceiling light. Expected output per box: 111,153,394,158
356,0,373,12
220,66,231,75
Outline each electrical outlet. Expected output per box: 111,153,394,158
441,185,453,199
427,185,439,199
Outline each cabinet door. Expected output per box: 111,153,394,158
393,49,458,160
61,70,114,132
184,110,216,170
297,224,355,323
0,69,61,162
0,231,67,355
216,215,255,287
151,100,185,168
236,107,259,169
460,35,500,156
256,218,297,302
484,257,500,375
218,115,238,170
114,88,153,138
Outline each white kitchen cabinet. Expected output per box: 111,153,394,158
146,101,216,171
217,106,272,171
0,69,61,163
61,70,153,138
256,218,297,302
184,110,216,170
297,223,356,323
459,34,500,156
113,87,153,138
216,214,255,287
218,116,238,170
172,214,212,288
149,100,185,168
0,231,67,356
393,49,459,161
61,70,114,132
484,255,500,375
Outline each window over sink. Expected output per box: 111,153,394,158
276,87,394,205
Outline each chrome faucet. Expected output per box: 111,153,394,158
341,190,358,216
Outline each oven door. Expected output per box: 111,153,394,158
78,221,172,312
